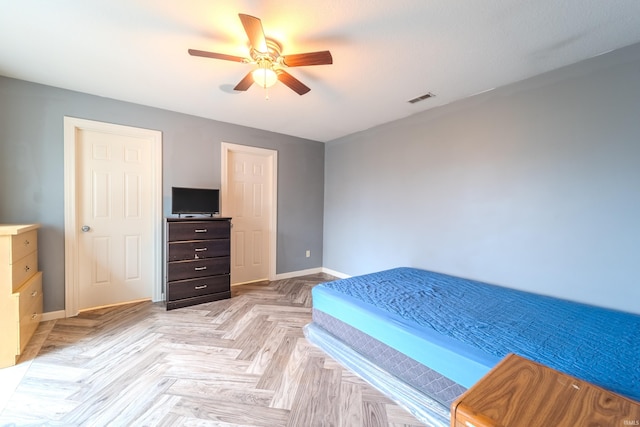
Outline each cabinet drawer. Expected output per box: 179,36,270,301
168,275,230,301
167,256,230,282
3,229,38,263
0,250,38,292
17,272,43,354
168,239,230,261
17,271,43,316
168,221,230,242
19,300,42,354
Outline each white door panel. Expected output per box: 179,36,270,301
229,151,269,284
68,121,159,312
77,129,152,309
222,143,277,285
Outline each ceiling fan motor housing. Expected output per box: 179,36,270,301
251,39,283,69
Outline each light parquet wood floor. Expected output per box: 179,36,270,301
0,274,425,426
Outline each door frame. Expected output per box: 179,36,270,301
221,142,278,283
63,117,163,317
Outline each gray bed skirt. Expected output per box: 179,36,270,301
304,315,456,427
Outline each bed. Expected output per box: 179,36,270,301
303,267,640,426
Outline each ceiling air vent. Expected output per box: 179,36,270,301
408,92,435,104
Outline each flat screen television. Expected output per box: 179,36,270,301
171,187,220,216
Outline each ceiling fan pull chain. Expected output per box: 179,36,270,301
260,63,270,100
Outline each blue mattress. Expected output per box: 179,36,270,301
311,267,640,401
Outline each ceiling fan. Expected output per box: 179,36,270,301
188,13,333,96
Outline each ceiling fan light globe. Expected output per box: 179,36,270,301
252,67,278,88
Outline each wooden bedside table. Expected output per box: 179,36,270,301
450,353,640,427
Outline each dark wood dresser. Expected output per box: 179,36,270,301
165,217,231,310
450,353,640,427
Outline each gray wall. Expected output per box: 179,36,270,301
0,77,325,313
324,43,640,315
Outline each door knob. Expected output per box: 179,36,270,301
81,225,91,232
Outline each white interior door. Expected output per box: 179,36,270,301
221,143,277,285
64,117,162,315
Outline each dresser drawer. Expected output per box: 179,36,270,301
168,239,230,261
17,271,43,315
167,275,230,301
19,302,42,354
167,256,230,282
168,221,230,242
0,250,38,292
17,272,43,354
0,229,38,263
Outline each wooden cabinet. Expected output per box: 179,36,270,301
450,353,640,427
0,224,43,368
165,218,231,310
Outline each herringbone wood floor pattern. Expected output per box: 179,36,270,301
0,274,425,426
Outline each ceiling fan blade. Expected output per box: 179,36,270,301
282,51,333,67
234,72,255,91
188,49,246,62
276,70,310,95
239,14,268,53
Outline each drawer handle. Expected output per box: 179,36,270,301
25,265,31,272
24,239,31,246
194,285,208,290
194,248,207,252
31,313,38,320
194,266,207,271
31,290,38,297
194,229,208,233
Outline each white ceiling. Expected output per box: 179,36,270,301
2,1,640,142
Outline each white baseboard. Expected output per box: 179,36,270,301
321,267,351,279
272,267,351,281
274,267,324,280
230,278,270,287
42,310,66,321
